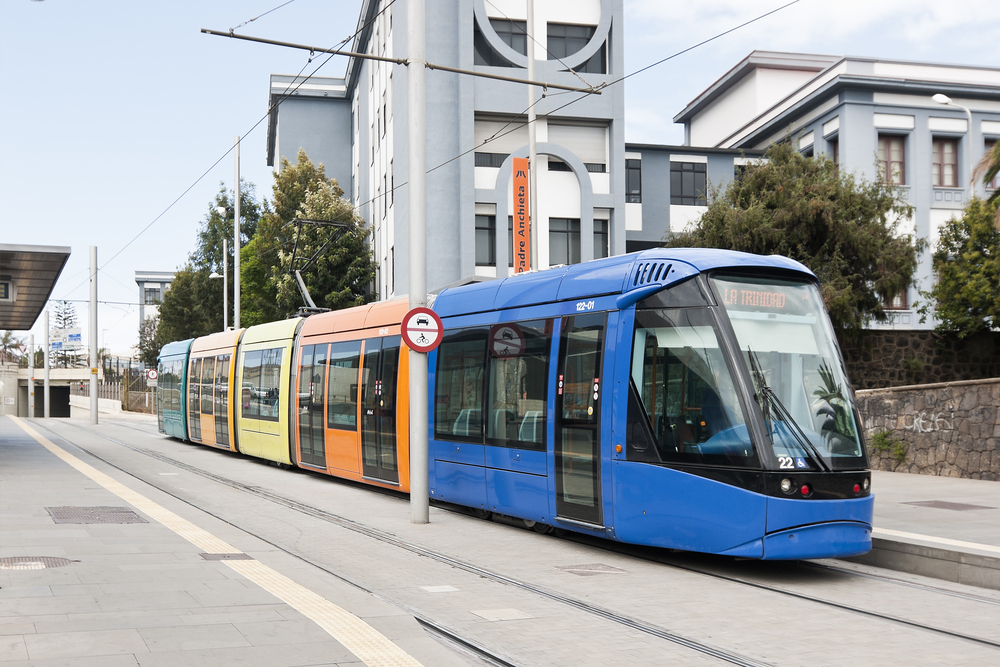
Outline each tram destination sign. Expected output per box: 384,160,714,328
401,307,444,353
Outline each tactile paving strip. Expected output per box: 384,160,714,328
46,506,149,524
0,556,78,570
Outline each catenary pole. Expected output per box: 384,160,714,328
234,136,241,330
408,0,429,524
527,0,538,271
43,310,50,418
90,246,98,425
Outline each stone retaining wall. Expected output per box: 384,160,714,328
856,378,1000,480
839,329,1000,390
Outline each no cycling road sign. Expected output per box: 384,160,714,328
401,307,444,353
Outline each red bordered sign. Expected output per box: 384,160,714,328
489,323,525,357
401,307,444,353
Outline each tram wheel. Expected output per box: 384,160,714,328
473,509,492,520
531,522,553,535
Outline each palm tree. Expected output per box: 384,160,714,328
0,331,24,364
972,140,1000,229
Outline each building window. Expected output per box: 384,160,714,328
474,19,526,67
547,23,605,74
829,138,839,165
144,287,161,305
670,162,707,206
475,215,496,266
548,159,572,172
883,291,908,310
585,163,606,173
878,135,905,185
549,218,581,266
985,140,997,190
932,138,959,187
626,159,641,203
474,152,508,168
594,220,609,259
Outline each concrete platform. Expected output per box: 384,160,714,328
3,414,999,666
848,470,1000,590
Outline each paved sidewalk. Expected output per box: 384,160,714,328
3,416,999,666
847,469,1000,588
0,416,469,666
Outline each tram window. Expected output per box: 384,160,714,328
170,360,181,411
636,277,712,309
435,328,488,441
629,308,757,467
328,341,361,430
242,350,262,419
258,348,283,422
189,358,202,411
216,354,230,445
486,319,552,450
200,357,215,415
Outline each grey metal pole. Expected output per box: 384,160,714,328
90,246,98,424
27,334,34,418
234,136,241,330
43,309,50,418
527,0,538,271
408,0,429,524
223,237,228,331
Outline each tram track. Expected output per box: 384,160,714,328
52,421,1000,659
92,420,1000,608
50,421,771,667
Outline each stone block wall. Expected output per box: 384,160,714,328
855,378,1000,481
839,329,1000,390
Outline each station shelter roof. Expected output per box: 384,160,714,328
0,244,72,331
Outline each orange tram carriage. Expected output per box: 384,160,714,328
157,248,875,560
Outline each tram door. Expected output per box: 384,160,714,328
361,336,400,483
554,313,606,526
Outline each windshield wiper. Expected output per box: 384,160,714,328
748,347,831,472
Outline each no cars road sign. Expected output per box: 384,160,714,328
401,307,444,353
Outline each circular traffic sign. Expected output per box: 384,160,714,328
147,369,158,381
489,323,525,357
401,307,444,353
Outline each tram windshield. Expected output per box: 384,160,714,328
630,308,757,468
710,274,866,471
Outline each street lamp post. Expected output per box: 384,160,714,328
932,94,975,191
209,237,228,332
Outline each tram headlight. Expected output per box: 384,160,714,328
863,476,870,491
780,478,794,494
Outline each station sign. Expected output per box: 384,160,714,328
400,307,444,353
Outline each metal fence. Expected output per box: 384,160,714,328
123,369,153,413
69,369,154,414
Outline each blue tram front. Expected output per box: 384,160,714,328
429,248,872,560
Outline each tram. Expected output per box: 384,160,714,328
157,248,873,560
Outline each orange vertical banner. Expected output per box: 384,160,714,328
512,157,530,273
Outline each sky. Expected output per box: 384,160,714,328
1,0,997,357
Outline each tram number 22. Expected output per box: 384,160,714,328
778,456,795,469
576,300,595,312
